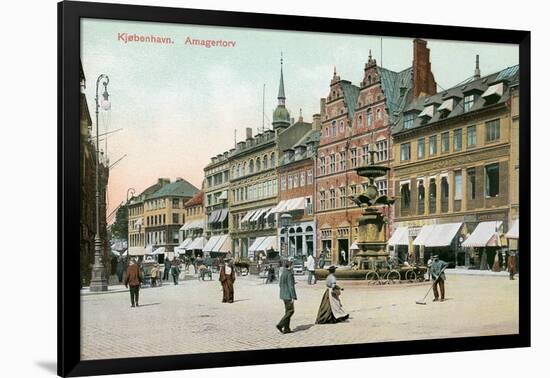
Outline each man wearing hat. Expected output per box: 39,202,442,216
430,255,448,302
276,260,297,334
124,258,143,308
219,257,236,303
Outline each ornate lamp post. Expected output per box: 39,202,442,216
89,74,111,292
280,213,292,260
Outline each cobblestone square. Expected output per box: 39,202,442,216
81,272,519,360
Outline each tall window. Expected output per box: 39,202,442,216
485,163,500,197
319,157,326,175
331,121,337,137
339,187,346,208
400,183,410,210
263,155,268,170
270,152,276,168
300,172,306,187
417,138,425,159
467,168,476,200
294,174,299,189
400,143,411,161
429,135,437,156
329,189,336,209
441,176,449,213
376,179,388,196
429,178,437,213
454,171,463,200
485,119,500,142
404,113,415,129
467,125,477,147
307,169,313,184
256,157,261,172
453,128,462,151
288,175,293,189
172,213,179,224
367,108,373,127
249,159,254,174
464,94,475,112
351,148,358,168
362,144,370,165
329,155,336,173
376,140,388,161
281,175,286,191
441,132,450,153
339,151,346,170
319,191,326,210
417,180,425,214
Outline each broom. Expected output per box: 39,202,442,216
415,268,446,305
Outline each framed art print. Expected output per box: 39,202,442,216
58,1,530,376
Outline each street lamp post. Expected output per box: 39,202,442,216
89,74,111,292
280,213,292,260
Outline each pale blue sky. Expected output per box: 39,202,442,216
80,18,518,216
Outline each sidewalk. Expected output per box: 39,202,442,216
446,268,517,277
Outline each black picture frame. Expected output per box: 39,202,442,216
58,1,531,376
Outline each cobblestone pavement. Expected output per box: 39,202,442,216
81,272,519,360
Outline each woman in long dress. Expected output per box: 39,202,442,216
316,266,349,324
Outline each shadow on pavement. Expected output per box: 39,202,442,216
232,299,250,303
138,302,161,307
293,324,315,332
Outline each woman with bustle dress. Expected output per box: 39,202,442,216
316,266,349,324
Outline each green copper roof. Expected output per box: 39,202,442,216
148,179,199,200
378,66,413,122
339,81,360,119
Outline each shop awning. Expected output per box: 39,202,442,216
208,210,221,224
179,238,193,250
187,236,206,250
129,247,146,256
248,237,267,252
240,210,256,224
413,225,436,246
151,247,166,255
462,221,502,247
203,236,221,252
218,191,228,200
424,223,462,247
213,234,230,253
506,219,519,239
257,236,277,251
251,207,270,222
350,241,360,250
388,227,409,246
218,208,228,223
180,219,205,231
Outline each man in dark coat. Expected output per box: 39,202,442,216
508,251,517,280
219,258,236,303
430,255,448,302
163,257,172,281
170,260,181,285
124,258,143,307
276,261,297,334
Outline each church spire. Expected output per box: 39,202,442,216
278,52,286,105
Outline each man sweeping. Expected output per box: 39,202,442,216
430,255,448,302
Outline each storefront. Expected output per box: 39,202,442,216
462,221,504,270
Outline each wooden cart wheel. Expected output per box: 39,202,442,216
365,270,380,284
405,270,417,282
387,269,401,284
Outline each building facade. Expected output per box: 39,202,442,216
315,40,436,266
80,62,110,285
204,152,230,237
391,62,519,267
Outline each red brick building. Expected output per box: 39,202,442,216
315,39,436,265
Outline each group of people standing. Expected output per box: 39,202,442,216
276,262,349,334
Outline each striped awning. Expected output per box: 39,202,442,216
506,219,519,239
388,227,409,246
462,221,502,247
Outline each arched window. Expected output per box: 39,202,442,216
270,152,276,168
263,155,268,170
367,108,372,127
306,226,313,233
256,157,261,172
400,183,410,210
249,159,254,174
367,75,372,85
376,108,382,120
441,177,449,213
417,180,425,214
429,178,437,214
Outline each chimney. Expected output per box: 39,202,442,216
474,54,481,79
412,39,437,98
158,178,170,186
246,127,253,139
312,113,321,131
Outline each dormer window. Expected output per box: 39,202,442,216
464,94,475,112
482,82,504,104
403,113,415,129
438,98,454,114
418,105,435,120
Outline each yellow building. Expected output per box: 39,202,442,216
390,63,519,268
178,191,207,257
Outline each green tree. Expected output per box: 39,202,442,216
111,204,128,241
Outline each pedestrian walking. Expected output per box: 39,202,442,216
150,263,160,287
219,258,235,303
316,266,349,324
508,251,517,280
163,257,172,281
430,255,448,302
319,250,326,269
276,261,297,334
116,256,124,283
306,254,317,285
265,264,276,284
170,261,181,285
124,258,143,308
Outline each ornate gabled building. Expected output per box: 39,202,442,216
390,60,519,268
315,39,436,266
